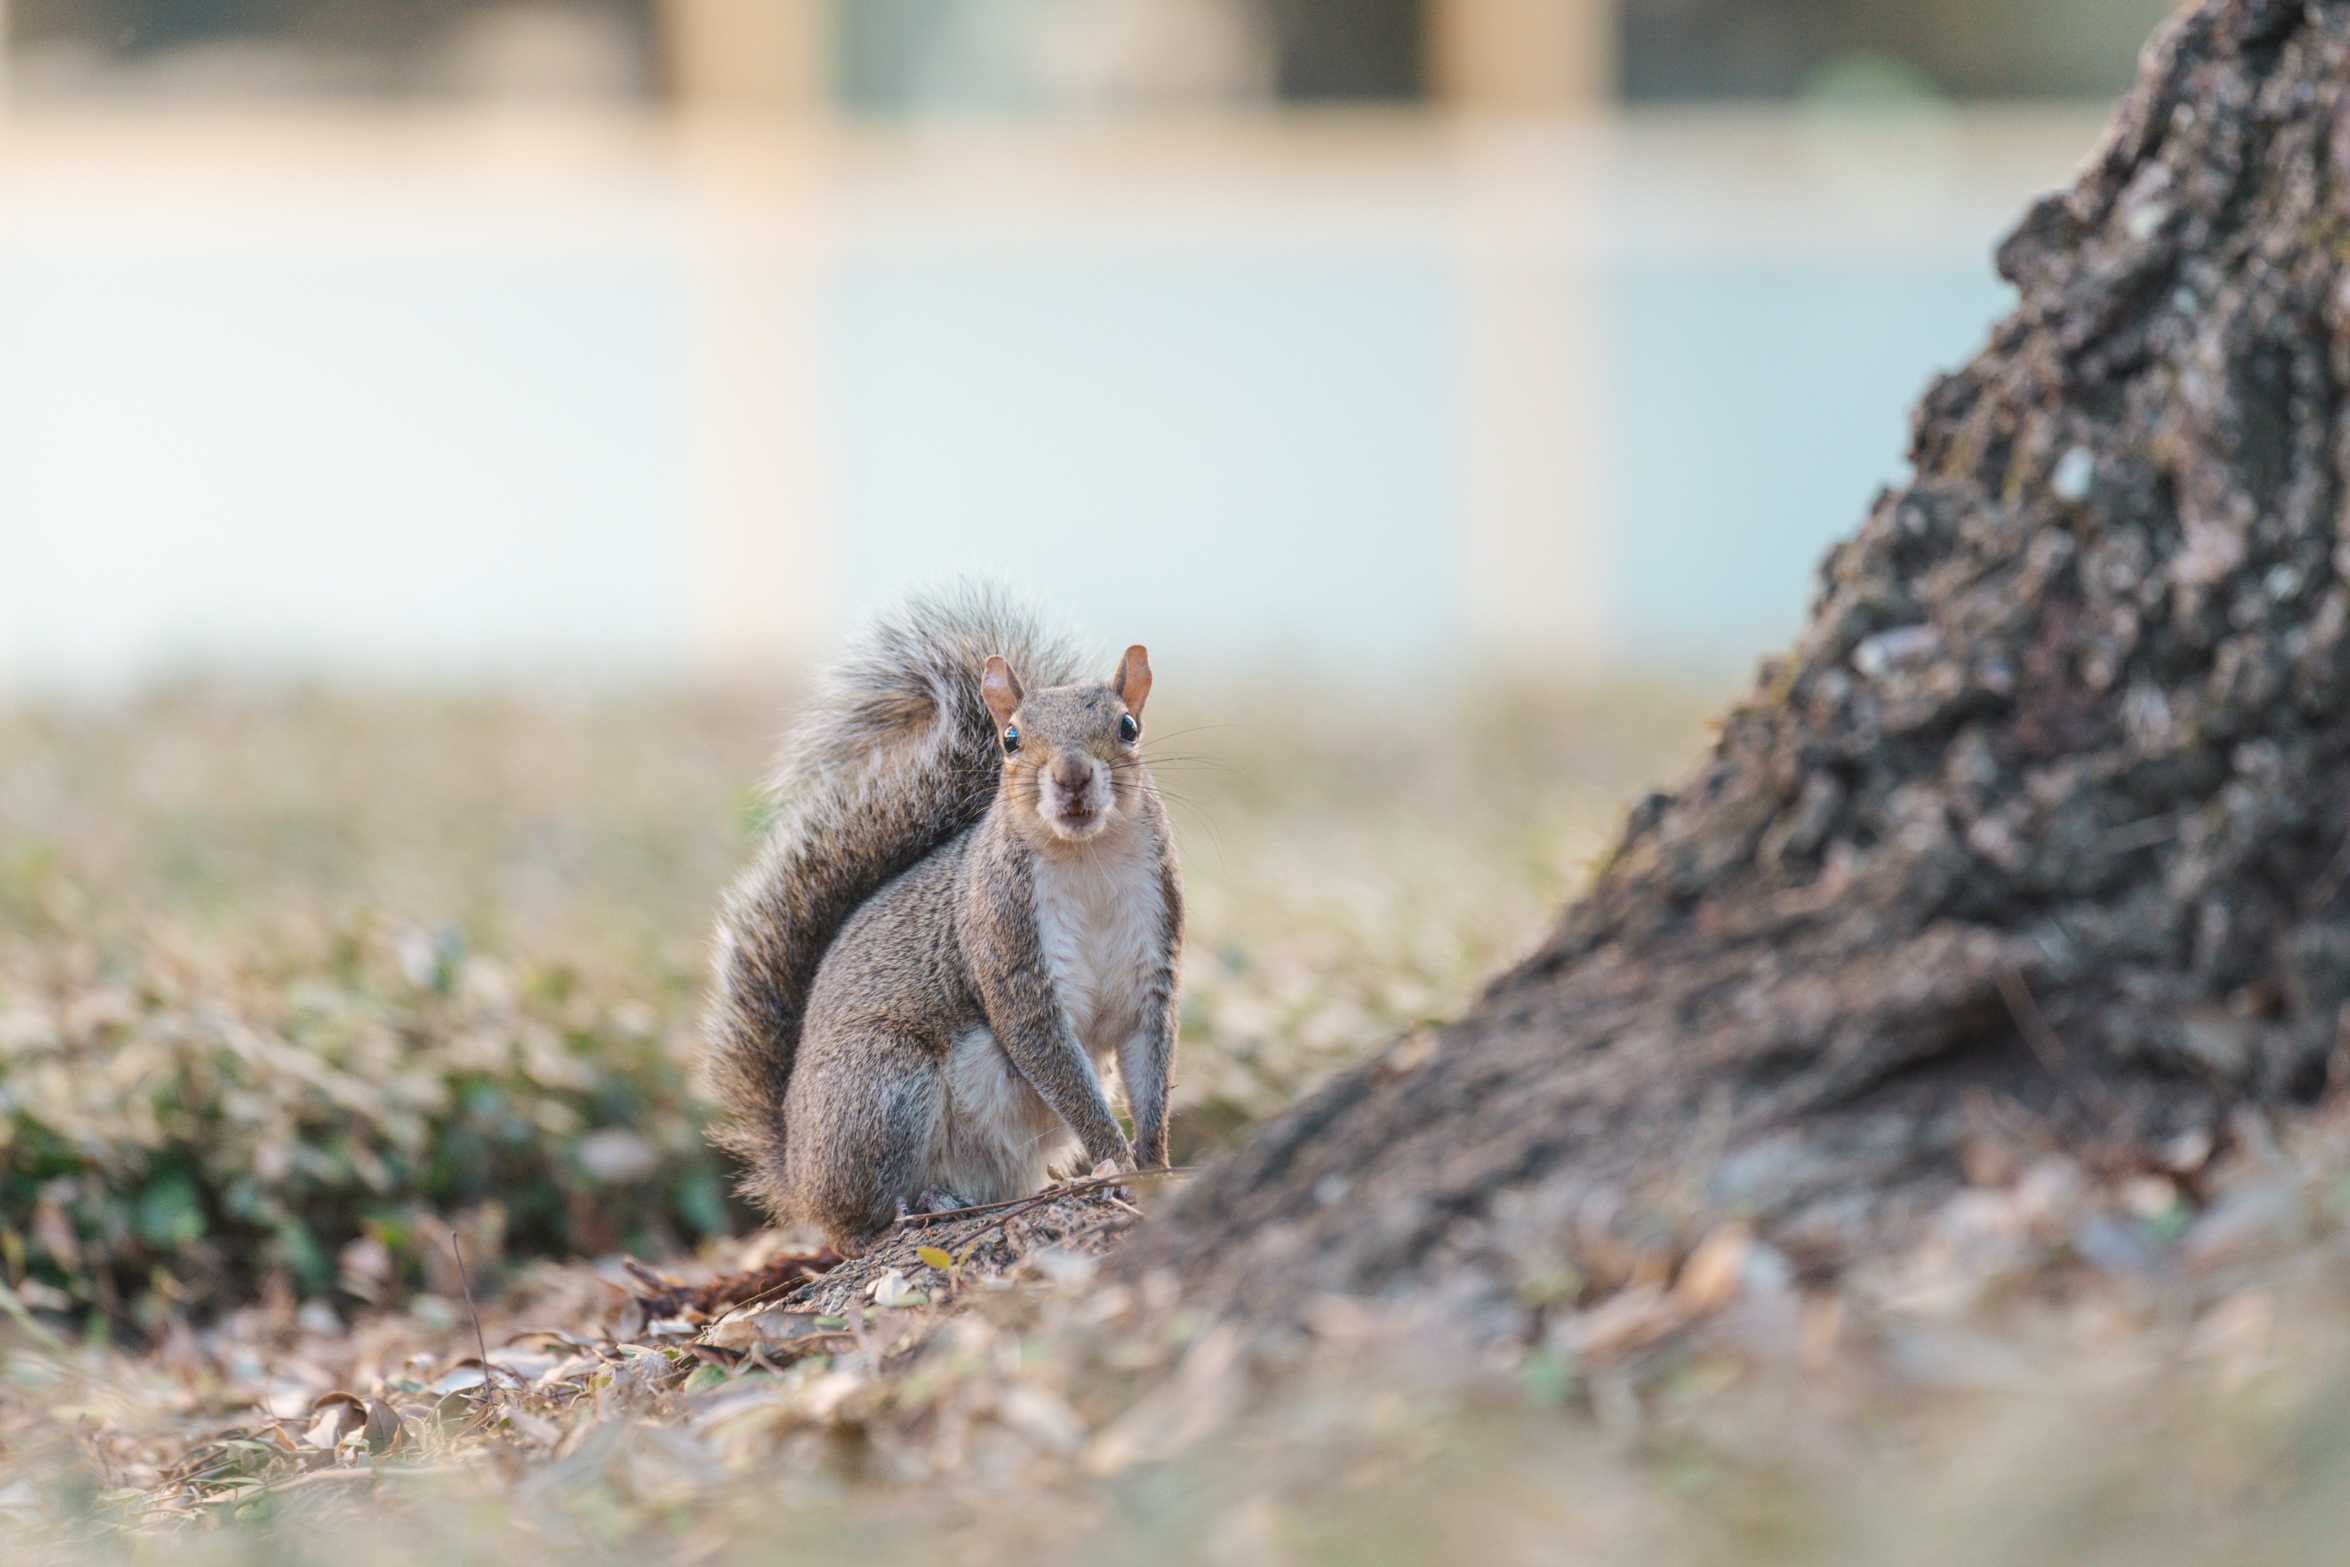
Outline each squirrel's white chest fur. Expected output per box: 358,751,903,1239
936,828,1163,1202
1030,832,1164,1052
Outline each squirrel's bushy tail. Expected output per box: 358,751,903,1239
704,586,1084,1219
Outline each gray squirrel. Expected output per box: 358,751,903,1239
705,588,1182,1254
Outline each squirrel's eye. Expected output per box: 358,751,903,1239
1118,714,1139,744
1002,726,1021,755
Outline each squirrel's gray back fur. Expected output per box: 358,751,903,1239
704,586,1085,1217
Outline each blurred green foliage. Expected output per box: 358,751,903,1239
0,918,744,1326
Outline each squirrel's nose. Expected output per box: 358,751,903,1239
1052,755,1093,798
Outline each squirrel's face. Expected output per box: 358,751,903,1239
981,645,1153,847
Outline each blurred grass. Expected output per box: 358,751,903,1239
0,678,1717,1324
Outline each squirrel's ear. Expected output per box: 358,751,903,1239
1111,644,1152,717
981,655,1024,730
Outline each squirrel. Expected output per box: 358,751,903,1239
704,587,1183,1255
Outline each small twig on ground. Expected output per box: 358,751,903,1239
895,1166,1190,1229
646,1170,1192,1341
689,1276,817,1342
892,1167,1191,1265
1997,969,2123,1117
1997,968,2068,1073
451,1234,496,1411
624,1248,842,1339
186,1462,472,1509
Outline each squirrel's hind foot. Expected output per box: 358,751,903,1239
903,1187,974,1218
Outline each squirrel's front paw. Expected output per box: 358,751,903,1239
1084,1156,1139,1206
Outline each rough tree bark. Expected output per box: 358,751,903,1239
1133,0,2350,1326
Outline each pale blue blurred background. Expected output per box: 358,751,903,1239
0,2,2171,695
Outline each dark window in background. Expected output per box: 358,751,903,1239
834,0,1421,113
7,0,660,96
13,0,471,54
1261,0,1421,102
1621,0,2181,102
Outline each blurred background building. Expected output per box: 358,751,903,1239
0,1,2178,694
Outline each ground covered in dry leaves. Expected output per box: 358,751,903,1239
12,688,2350,1563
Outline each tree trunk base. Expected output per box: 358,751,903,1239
1135,0,2350,1326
